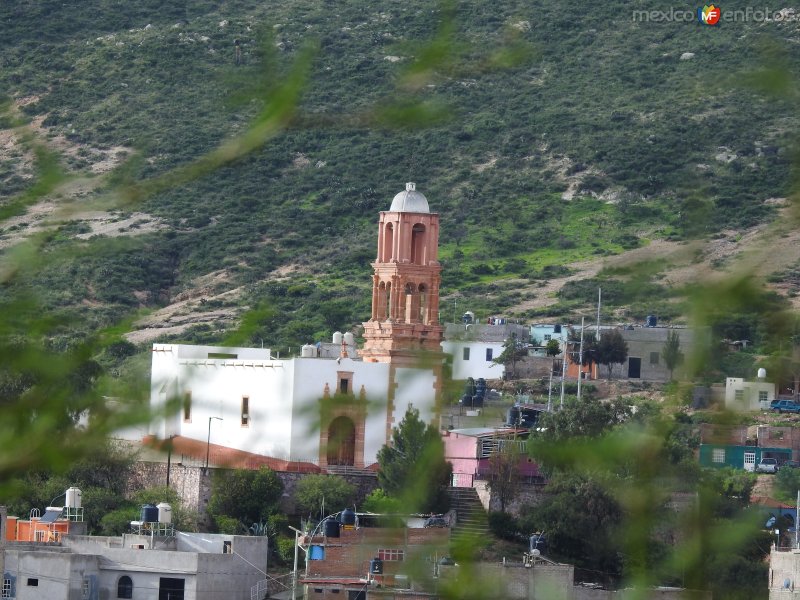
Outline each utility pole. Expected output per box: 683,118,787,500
547,364,553,412
559,352,566,409
577,316,585,401
596,287,602,336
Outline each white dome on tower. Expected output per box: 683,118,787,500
390,182,430,213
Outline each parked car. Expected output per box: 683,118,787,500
756,458,779,474
771,400,800,413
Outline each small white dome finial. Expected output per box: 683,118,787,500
406,182,416,191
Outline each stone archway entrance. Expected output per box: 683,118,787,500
326,416,356,466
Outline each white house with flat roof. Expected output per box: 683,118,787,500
2,531,268,600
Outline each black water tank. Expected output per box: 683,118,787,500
370,558,384,575
141,504,158,523
646,315,657,327
340,508,356,526
323,518,340,538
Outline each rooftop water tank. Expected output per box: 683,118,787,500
301,344,316,358
65,487,82,509
645,315,657,327
332,331,343,345
323,518,340,538
339,508,356,526
370,557,384,575
141,504,158,524
343,332,355,346
156,502,172,524
758,368,767,379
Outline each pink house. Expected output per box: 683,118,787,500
442,427,542,487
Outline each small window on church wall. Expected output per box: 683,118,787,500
241,397,249,427
183,392,192,422
463,347,470,360
486,348,494,361
338,375,352,395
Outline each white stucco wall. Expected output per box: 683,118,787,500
441,340,504,380
770,548,800,599
143,344,441,466
725,377,776,411
290,357,393,463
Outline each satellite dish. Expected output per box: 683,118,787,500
766,516,777,528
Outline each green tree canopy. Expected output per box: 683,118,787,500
545,338,561,357
208,466,283,526
597,329,629,380
537,395,633,442
376,407,451,513
661,330,683,380
294,474,356,519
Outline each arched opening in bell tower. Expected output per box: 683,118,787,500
411,223,426,265
383,222,394,262
418,283,428,324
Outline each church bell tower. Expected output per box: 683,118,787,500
360,183,445,365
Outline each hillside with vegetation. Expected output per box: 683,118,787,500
1,0,799,355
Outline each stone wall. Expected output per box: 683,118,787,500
475,480,549,516
127,461,379,525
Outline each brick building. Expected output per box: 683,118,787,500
301,519,449,599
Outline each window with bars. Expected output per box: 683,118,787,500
2,578,11,599
759,391,769,402
734,389,744,403
377,549,405,561
82,578,90,600
713,448,725,463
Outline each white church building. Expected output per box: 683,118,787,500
132,183,447,470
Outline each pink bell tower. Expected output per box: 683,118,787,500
360,183,445,365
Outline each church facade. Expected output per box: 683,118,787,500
132,184,446,470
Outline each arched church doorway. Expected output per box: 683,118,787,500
327,416,356,466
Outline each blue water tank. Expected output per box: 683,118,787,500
340,508,356,526
323,518,340,538
370,558,384,575
141,504,158,523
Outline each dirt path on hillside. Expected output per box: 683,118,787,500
507,206,800,315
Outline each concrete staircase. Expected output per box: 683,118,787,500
447,487,489,541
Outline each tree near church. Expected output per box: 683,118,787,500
661,330,683,380
545,338,561,357
295,474,356,519
376,407,452,513
208,466,283,528
597,329,628,381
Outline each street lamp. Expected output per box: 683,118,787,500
204,417,223,474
